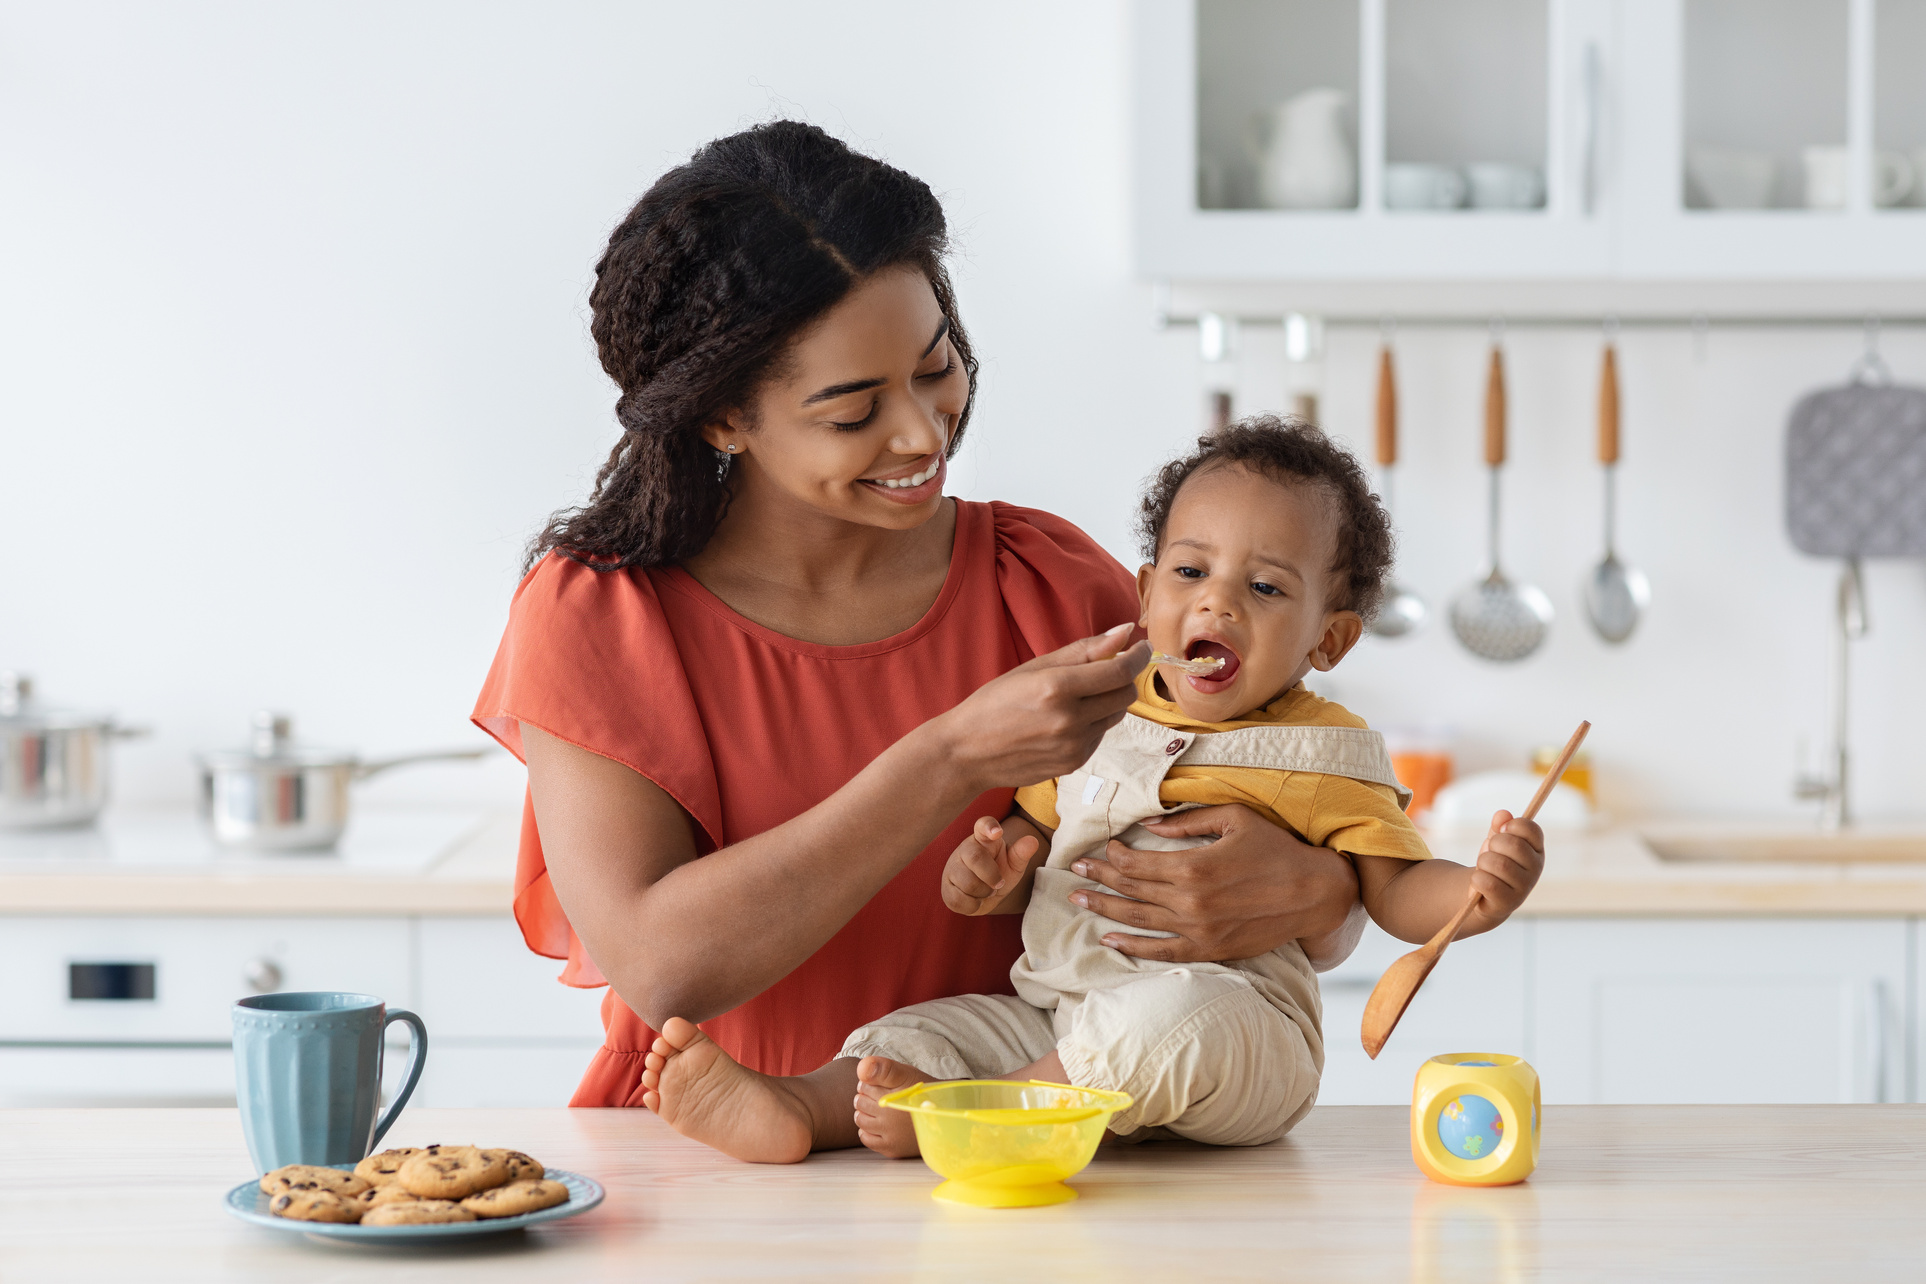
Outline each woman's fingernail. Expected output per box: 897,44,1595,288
1071,892,1088,908
1072,861,1089,876
1104,622,1133,638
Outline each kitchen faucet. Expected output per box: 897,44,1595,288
1793,558,1867,831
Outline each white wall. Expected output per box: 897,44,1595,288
2,1,1921,823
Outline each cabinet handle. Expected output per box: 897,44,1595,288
1581,41,1602,217
1871,979,1891,1104
243,958,283,994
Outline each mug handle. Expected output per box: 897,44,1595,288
371,1008,428,1150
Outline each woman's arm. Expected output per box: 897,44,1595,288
525,629,1149,1031
1062,804,1366,970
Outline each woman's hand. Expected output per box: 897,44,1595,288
1065,804,1362,966
933,624,1149,795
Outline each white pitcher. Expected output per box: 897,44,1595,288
1248,88,1355,210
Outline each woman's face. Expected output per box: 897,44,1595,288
706,265,967,531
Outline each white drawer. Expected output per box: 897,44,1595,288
410,1040,603,1108
417,918,608,1040
0,916,413,1042
0,1039,422,1108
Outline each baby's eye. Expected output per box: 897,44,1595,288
1251,581,1282,597
1175,566,1205,579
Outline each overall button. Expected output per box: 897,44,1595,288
1165,738,1185,756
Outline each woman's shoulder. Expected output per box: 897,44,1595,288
971,500,1138,661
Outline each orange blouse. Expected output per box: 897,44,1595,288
472,500,1139,1106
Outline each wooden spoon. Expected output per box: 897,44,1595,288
1360,719,1592,1059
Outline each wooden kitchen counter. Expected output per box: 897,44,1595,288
5,1104,1923,1281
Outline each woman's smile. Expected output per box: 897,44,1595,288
859,452,946,503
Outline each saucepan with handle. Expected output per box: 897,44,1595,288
199,712,492,852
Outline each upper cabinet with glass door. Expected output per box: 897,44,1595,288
1617,0,1926,278
1135,0,1926,282
1135,0,1615,279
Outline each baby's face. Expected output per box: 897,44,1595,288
1136,464,1363,722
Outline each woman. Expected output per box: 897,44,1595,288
472,122,1364,1153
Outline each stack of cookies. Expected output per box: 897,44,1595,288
260,1145,569,1226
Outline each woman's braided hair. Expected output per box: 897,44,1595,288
527,121,976,572
1135,415,1396,623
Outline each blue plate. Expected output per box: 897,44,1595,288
224,1166,604,1240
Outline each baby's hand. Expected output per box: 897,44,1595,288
1470,809,1545,924
942,816,1038,916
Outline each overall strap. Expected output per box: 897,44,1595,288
1176,724,1412,810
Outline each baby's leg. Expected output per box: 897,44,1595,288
1058,970,1318,1146
643,1018,862,1163
842,994,1058,1158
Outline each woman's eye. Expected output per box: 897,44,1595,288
830,402,879,431
1251,581,1282,597
917,358,957,382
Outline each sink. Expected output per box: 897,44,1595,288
1641,825,1926,863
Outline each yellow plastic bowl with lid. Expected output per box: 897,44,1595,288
879,1080,1133,1208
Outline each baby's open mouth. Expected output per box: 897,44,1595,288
1185,639,1241,683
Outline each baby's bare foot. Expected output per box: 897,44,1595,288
641,1017,814,1164
853,1056,931,1159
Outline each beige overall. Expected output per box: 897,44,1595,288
841,713,1409,1146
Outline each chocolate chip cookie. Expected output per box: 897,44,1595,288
396,1145,509,1199
460,1178,569,1219
361,1199,477,1226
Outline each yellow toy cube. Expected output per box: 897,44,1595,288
1411,1053,1539,1186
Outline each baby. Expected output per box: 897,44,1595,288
644,416,1545,1158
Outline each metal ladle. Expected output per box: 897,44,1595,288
1449,344,1553,662
1582,342,1650,643
1368,344,1426,638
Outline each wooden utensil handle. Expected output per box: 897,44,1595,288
1376,347,1398,466
1598,344,1620,465
1426,885,1482,952
1484,347,1506,466
1521,720,1591,822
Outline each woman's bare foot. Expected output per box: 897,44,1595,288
852,1056,930,1158
641,1018,817,1164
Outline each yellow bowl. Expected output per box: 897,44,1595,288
879,1079,1133,1208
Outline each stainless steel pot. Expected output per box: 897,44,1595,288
0,672,147,830
199,711,491,851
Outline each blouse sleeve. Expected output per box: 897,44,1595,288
989,501,1140,664
472,554,723,986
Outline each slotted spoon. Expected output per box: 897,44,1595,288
1449,345,1553,662
1360,719,1591,1059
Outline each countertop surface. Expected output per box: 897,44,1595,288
0,807,518,914
8,807,1926,916
4,1104,1922,1281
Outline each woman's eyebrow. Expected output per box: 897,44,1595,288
800,318,952,406
802,377,884,406
920,315,951,357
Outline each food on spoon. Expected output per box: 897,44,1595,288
1149,651,1226,676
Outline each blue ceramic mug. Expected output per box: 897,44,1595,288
232,992,427,1174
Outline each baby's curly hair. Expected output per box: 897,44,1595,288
1135,415,1395,623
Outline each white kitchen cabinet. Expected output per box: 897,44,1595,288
411,917,609,1107
0,916,413,1043
1531,918,1910,1103
417,918,607,1040
1317,920,1530,1104
1135,0,1926,281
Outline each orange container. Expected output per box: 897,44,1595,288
1391,751,1454,818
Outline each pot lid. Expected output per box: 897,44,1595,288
0,672,117,731
199,712,358,770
